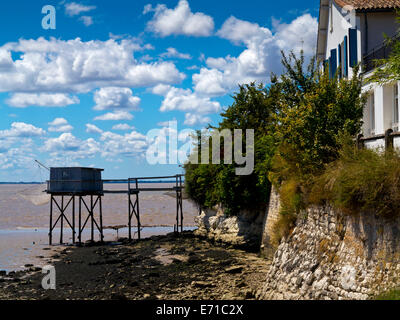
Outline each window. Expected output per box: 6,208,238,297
370,93,375,136
394,84,399,131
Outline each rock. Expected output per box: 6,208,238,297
195,206,265,248
148,272,160,278
191,281,215,288
235,280,246,288
128,280,139,287
187,255,201,264
143,294,151,299
29,267,42,272
225,266,243,274
244,290,255,299
24,264,33,268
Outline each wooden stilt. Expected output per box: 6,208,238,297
49,195,53,245
78,196,82,244
99,196,104,242
176,176,179,234
128,192,132,241
60,196,64,244
136,179,141,240
72,196,75,244
91,195,94,242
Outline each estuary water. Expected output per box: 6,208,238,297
0,183,199,271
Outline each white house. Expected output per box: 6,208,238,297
317,0,400,148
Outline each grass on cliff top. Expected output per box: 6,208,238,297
271,140,400,246
374,289,400,300
310,144,400,219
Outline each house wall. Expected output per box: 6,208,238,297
362,81,400,140
325,0,361,78
359,12,397,57
322,1,399,142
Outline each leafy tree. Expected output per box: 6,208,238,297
184,83,278,215
270,52,365,186
268,51,365,245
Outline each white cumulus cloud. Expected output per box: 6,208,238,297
86,124,103,134
65,2,96,17
0,122,45,138
100,131,147,158
79,16,94,26
0,37,185,94
48,118,73,132
6,93,79,108
112,124,135,131
193,14,318,96
42,133,100,160
94,111,134,121
145,0,214,37
93,87,141,111
184,113,211,126
152,85,220,114
161,47,192,60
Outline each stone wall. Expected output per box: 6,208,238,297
257,204,400,300
194,205,265,249
260,187,281,258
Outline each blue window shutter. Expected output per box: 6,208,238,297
330,49,337,77
349,28,358,67
338,44,342,78
344,35,348,77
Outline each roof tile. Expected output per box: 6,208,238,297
335,0,400,10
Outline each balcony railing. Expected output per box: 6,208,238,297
363,34,399,73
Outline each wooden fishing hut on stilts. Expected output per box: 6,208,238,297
45,168,185,245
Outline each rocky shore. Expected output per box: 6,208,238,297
0,232,270,300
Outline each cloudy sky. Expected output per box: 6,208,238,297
0,0,318,181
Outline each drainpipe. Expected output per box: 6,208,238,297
364,12,369,56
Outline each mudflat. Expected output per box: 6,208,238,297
0,232,271,300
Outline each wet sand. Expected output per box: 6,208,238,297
0,227,196,272
0,232,271,300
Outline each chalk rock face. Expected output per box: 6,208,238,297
194,205,265,248
258,204,400,300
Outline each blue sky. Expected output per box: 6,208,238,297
0,0,319,181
